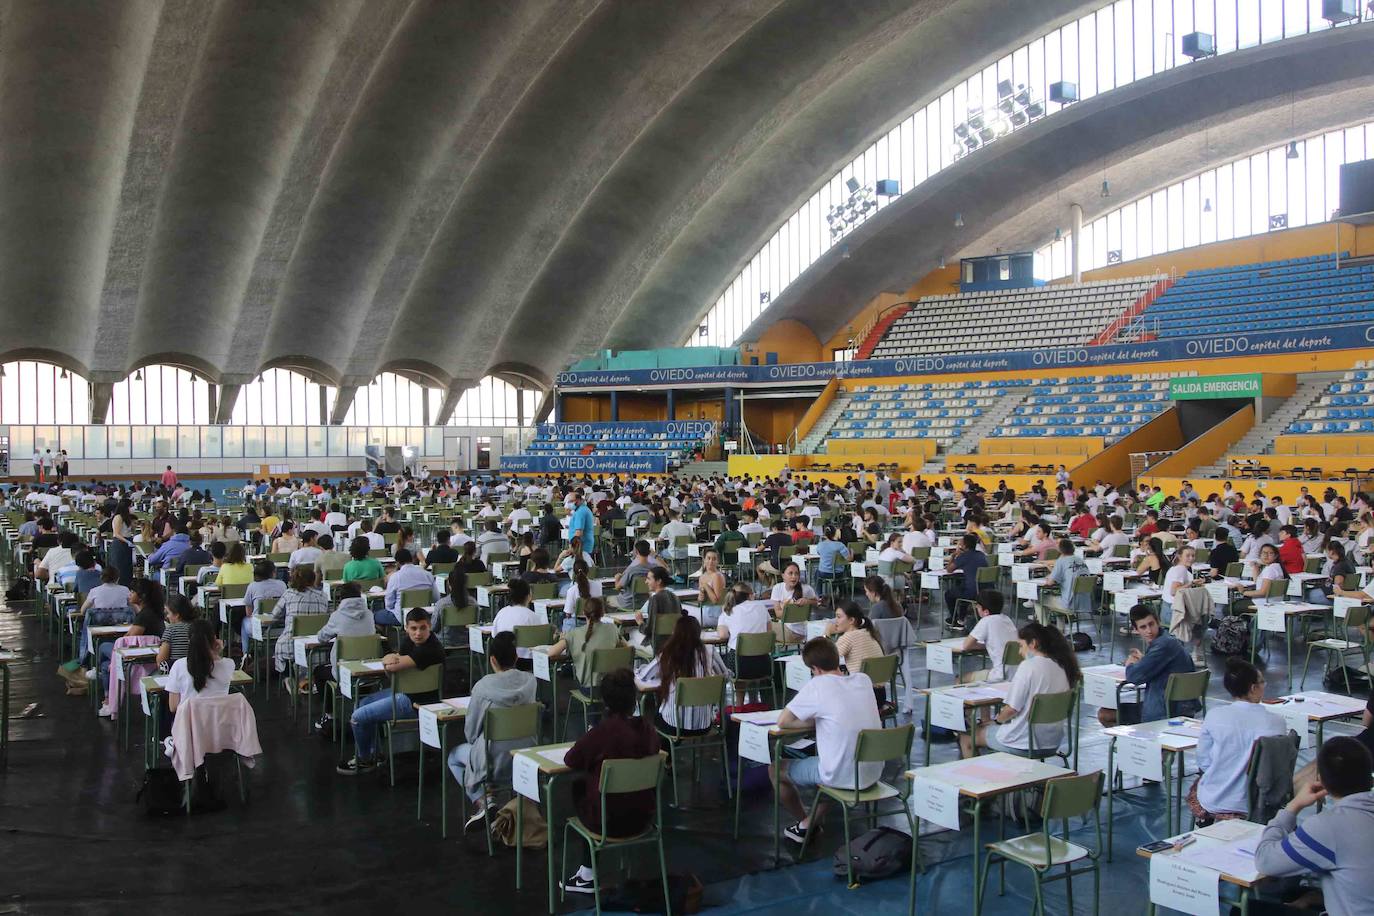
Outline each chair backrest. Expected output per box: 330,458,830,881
1026,689,1075,755
673,675,726,717
1043,548,1060,562
1225,561,1245,578
443,603,478,628
486,702,541,742
220,582,249,600
852,724,915,786
599,754,664,797
1262,577,1288,601
1164,669,1210,711
632,577,650,595
1193,547,1210,563
859,653,899,687
353,577,384,592
588,646,633,680
779,603,810,624
1072,575,1097,595
530,582,558,600
392,664,442,702
976,565,999,585
1039,771,1103,852
653,612,681,636
400,588,432,609
1001,641,1023,670
1304,556,1324,573
337,634,384,660
467,571,492,587
514,623,555,649
1344,604,1371,634
431,561,456,575
734,631,774,660
1111,544,1131,558
291,611,327,637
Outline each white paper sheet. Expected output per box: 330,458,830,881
1082,671,1121,710
537,748,569,767
533,650,550,681
419,706,441,748
339,665,354,699
1276,702,1313,750
1257,605,1287,633
1016,580,1040,601
784,657,812,691
909,776,961,831
1149,853,1221,916
468,626,484,653
738,721,774,764
513,752,542,802
926,643,955,675
930,691,969,733
1115,733,1164,781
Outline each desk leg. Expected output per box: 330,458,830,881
1,663,9,768
773,736,782,867
1106,737,1116,862
1286,619,1294,692
417,735,425,822
1176,749,1185,834
544,775,559,914
440,725,449,839
924,695,933,767
970,797,983,916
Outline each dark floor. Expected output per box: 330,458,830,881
0,569,1357,915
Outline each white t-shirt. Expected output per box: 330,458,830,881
289,546,323,570
165,656,236,702
1163,565,1194,606
770,583,817,604
717,599,772,650
1196,700,1288,815
563,579,603,616
1256,562,1285,589
784,673,883,788
970,614,1020,681
1097,531,1129,555
492,603,542,658
996,655,1071,751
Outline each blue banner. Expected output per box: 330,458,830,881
553,323,1374,389
499,454,670,474
535,420,716,439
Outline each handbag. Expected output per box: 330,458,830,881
489,796,547,848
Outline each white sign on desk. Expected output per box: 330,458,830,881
1115,591,1140,613
1278,703,1313,749
293,637,313,668
920,571,942,591
249,616,266,641
419,706,442,748
513,753,543,802
1257,605,1287,633
476,586,492,607
926,643,955,675
738,722,774,765
533,650,550,681
468,626,484,653
1016,580,1040,601
784,657,812,691
805,620,828,641
1149,853,1220,916
1010,564,1031,582
930,691,969,733
1103,571,1126,593
909,776,961,831
928,547,946,566
1115,733,1164,781
1085,558,1104,574
1205,582,1231,605
850,561,867,579
1082,672,1120,710
1333,596,1363,620
339,665,354,699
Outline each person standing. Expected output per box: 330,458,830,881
31,447,41,481
161,465,178,490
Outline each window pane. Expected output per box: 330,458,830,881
131,426,154,459
201,426,222,458
85,426,108,460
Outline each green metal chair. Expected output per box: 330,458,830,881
1001,641,1023,676
326,634,386,741
216,581,249,651
776,603,811,653
441,603,479,680
563,646,634,738
1301,604,1371,692
1163,669,1210,717
652,612,681,653
464,702,542,857
798,724,916,887
653,675,731,807
1043,576,1097,634
530,582,559,601
383,664,444,785
560,753,671,915
730,631,777,708
285,611,329,722
246,596,282,694
430,561,455,576
515,623,556,658
1025,690,1077,769
978,770,1104,916
859,654,900,726
400,588,432,609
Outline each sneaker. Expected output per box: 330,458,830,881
560,873,595,895
238,653,252,671
313,714,333,732
97,703,114,718
783,821,814,844
85,667,98,681
464,806,488,831
336,757,376,776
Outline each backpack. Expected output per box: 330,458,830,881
1324,665,1371,693
833,826,912,882
1071,632,1095,653
5,576,33,601
1212,616,1250,656
136,768,185,816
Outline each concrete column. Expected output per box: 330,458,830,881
554,393,564,423
207,384,219,424
214,384,242,425
1070,202,1084,284
516,383,525,427
665,389,676,420
724,386,738,435
329,386,358,425
88,381,114,424
609,390,620,421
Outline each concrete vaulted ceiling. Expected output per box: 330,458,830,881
0,0,1112,404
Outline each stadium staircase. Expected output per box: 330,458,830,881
854,305,911,360
922,387,1032,473
1093,275,1176,344
795,391,852,454
1188,375,1334,477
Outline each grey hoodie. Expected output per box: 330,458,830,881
314,596,377,672
458,668,538,796
1255,789,1374,916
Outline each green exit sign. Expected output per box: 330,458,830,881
1168,373,1261,400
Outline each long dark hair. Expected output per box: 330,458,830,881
1017,621,1080,686
1146,536,1168,582
446,569,469,605
572,558,592,600
837,601,882,652
186,618,219,692
656,614,706,705
582,596,606,639
863,574,895,610
783,561,805,602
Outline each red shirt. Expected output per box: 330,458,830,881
1277,537,1305,575
1068,514,1096,538
792,528,816,545
1137,521,1159,537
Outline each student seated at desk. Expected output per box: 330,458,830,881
343,535,384,583
548,597,623,686
1097,604,1197,727
314,534,346,581
379,548,435,627
272,565,329,673
157,594,198,669
96,579,166,701
826,602,884,700
861,574,900,620
1240,543,1285,601
813,525,851,588
311,582,378,728
638,614,729,736
695,549,728,626
943,533,987,627
561,668,661,895
773,637,882,845
1188,658,1287,825
432,570,470,644
715,584,773,679
239,559,287,658
519,548,559,585
449,631,538,830
633,566,681,647
771,561,819,640
78,565,132,672
339,606,445,775
1255,737,1374,916
960,621,1079,759
491,578,541,667
962,589,1019,683
166,619,235,713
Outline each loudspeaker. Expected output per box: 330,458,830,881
1049,81,1077,104
1322,0,1359,22
1181,32,1214,59
875,179,899,196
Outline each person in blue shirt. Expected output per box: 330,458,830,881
814,525,851,587
568,491,597,556
145,523,192,571
943,533,988,627
1097,604,1198,727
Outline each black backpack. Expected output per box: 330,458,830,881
5,576,33,602
1212,616,1250,656
1071,632,1095,653
136,768,185,816
833,826,912,882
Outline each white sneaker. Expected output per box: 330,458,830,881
97,703,114,718
85,668,98,681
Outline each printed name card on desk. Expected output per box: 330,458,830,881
1011,564,1032,583
1081,668,1124,709
1085,557,1104,574
849,561,867,579
805,620,828,641
468,626,485,653
910,776,961,831
1257,604,1287,633
476,586,492,607
419,704,446,748
738,718,778,765
339,665,355,698
1114,732,1164,781
784,657,812,692
141,675,170,715
938,536,954,548
1016,580,1040,601
1275,701,1313,749
533,649,551,681
929,691,969,733
1333,595,1365,620
1204,582,1231,605
928,547,946,566
925,642,955,675
920,571,943,591
513,753,543,802
1103,571,1126,593
1149,852,1220,916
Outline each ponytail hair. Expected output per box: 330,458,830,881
186,618,218,692
837,601,883,653
784,561,804,602
722,583,753,617
582,595,606,639
573,558,592,599
863,574,895,609
1017,621,1080,686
